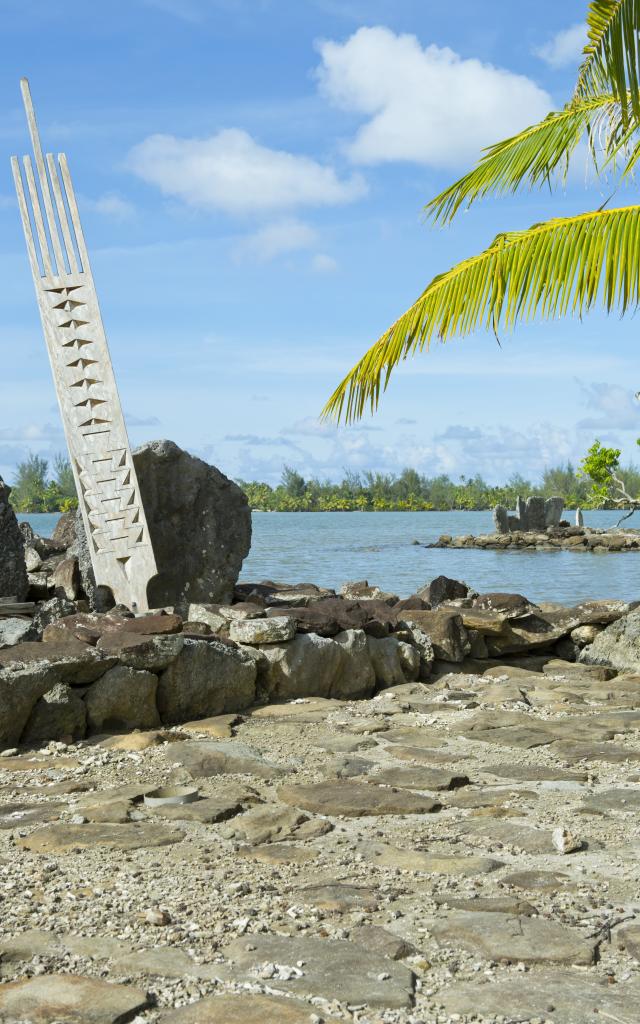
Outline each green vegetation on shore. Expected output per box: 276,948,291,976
9,454,78,513
238,463,640,512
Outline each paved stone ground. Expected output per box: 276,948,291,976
1,666,640,1023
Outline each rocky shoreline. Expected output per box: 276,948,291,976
430,525,640,552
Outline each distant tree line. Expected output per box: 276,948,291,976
9,454,78,513
238,463,640,512
12,455,640,515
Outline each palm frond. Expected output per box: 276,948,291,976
427,96,617,224
575,0,640,124
323,203,640,423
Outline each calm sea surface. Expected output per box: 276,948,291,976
19,510,640,605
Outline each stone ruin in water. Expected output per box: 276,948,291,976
492,495,565,535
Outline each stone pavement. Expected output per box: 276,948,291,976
1,662,640,1023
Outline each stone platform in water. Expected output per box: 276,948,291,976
430,525,640,552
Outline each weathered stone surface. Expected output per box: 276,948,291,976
340,580,399,604
0,974,150,1022
161,994,335,1023
456,818,558,855
134,440,251,608
0,476,28,601
0,640,110,684
333,629,377,697
433,895,538,915
437,971,640,1024
230,615,295,644
279,780,441,816
51,510,77,549
238,843,318,865
617,922,640,960
502,869,572,892
18,822,184,854
401,609,470,662
367,634,412,686
295,882,379,912
580,607,640,671
21,682,86,744
97,630,184,672
219,803,311,845
222,934,415,1008
481,763,588,782
0,642,109,748
368,766,469,791
492,504,509,534
52,556,81,601
356,840,502,875
31,596,78,637
579,788,640,813
417,576,471,607
258,632,344,700
431,911,596,964
157,639,256,723
84,665,160,733
0,616,32,649
150,791,252,824
172,740,285,780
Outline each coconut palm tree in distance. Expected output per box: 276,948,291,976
323,0,640,425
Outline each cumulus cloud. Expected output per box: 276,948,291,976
534,23,587,69
316,26,551,167
311,252,338,273
576,381,640,431
234,218,318,262
81,193,136,221
0,422,64,442
128,128,366,214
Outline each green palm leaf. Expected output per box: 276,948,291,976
575,0,640,123
323,204,640,423
427,95,618,224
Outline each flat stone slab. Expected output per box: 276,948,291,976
293,882,379,912
551,740,640,763
502,869,573,892
238,843,318,865
455,818,557,854
18,822,184,854
580,788,640,814
222,934,415,1008
462,724,555,748
386,744,473,765
481,763,589,782
171,740,286,780
436,970,640,1024
219,803,315,845
618,922,640,960
430,912,597,965
433,896,538,915
446,787,537,809
149,792,252,823
0,974,150,1022
367,766,470,791
161,994,332,1023
356,840,502,875
279,780,442,816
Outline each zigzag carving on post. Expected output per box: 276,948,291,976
11,79,157,610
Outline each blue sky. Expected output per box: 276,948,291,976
1,0,638,487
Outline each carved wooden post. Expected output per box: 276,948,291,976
11,79,157,611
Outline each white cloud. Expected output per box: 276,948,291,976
235,218,317,262
534,23,587,69
128,128,366,214
311,252,338,273
80,192,135,221
316,26,552,168
576,381,640,431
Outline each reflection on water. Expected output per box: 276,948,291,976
20,509,640,605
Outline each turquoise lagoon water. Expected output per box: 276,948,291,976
19,509,640,606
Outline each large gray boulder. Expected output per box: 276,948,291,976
0,477,28,600
579,608,640,671
84,665,160,733
21,683,87,745
156,638,257,723
136,440,251,610
73,441,251,611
